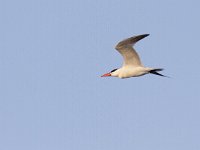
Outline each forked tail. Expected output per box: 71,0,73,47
149,68,168,77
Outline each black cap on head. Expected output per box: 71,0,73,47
111,68,118,73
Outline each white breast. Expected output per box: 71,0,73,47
113,66,151,78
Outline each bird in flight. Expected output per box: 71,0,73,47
101,34,167,78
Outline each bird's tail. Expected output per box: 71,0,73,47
149,68,168,77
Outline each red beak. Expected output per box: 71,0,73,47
101,73,111,77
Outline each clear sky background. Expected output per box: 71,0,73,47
1,0,200,150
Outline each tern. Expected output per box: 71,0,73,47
101,34,167,78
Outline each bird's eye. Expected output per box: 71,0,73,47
111,69,118,73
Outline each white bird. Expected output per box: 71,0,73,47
101,34,167,78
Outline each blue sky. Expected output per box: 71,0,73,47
1,0,200,150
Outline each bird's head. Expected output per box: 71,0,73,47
101,68,118,77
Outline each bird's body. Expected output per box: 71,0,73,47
111,66,152,78
101,34,166,78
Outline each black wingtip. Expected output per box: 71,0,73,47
141,34,150,37
149,68,169,78
135,34,150,41
115,34,150,50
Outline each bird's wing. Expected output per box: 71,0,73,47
115,34,149,67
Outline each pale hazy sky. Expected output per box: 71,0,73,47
1,0,200,150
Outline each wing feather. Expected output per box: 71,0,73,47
115,34,149,66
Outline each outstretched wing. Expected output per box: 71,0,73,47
115,34,149,67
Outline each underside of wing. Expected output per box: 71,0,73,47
115,34,149,66
116,46,142,66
